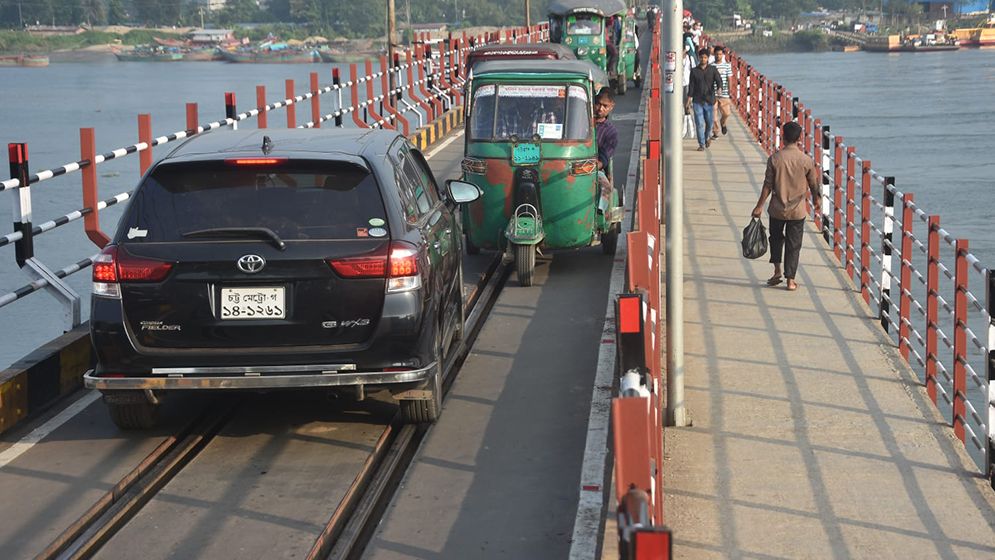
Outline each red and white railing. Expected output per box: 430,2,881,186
725,46,994,489
1,25,549,330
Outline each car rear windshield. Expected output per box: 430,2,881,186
119,160,388,242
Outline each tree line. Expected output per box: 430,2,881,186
684,0,956,28
0,0,553,37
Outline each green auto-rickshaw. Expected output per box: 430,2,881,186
547,0,639,95
461,60,622,286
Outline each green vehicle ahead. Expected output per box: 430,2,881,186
547,0,641,95
461,60,623,286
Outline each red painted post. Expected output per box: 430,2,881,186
407,50,432,124
860,160,872,304
349,64,367,128
415,48,438,121
138,114,152,176
804,109,813,155
813,119,822,228
953,239,969,443
380,55,407,134
256,85,268,129
364,59,385,127
898,193,914,361
310,72,321,128
80,128,110,248
833,136,844,262
925,215,940,404
285,79,296,128
185,102,199,133
845,146,856,280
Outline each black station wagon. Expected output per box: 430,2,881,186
85,128,481,429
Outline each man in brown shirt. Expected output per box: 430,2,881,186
751,122,821,291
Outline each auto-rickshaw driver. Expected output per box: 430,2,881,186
495,94,564,140
594,86,617,214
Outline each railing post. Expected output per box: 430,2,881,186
256,85,268,129
860,160,872,304
880,177,896,332
365,59,386,128
350,64,367,128
310,71,321,128
953,239,969,444
332,68,343,127
8,143,33,266
185,102,199,134
926,215,940,404
984,267,995,488
899,193,914,361
381,55,408,135
845,146,856,280
813,120,823,228
80,128,110,248
833,136,844,263
285,79,296,128
138,113,152,176
225,92,237,130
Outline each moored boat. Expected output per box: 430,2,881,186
220,45,318,63
114,47,185,62
0,54,50,67
954,15,995,47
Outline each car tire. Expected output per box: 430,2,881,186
399,329,443,424
107,399,158,430
515,243,535,287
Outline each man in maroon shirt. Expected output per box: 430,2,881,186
752,122,821,291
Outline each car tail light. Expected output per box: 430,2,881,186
328,253,388,278
461,157,487,175
225,158,288,166
327,241,421,293
571,159,598,176
92,246,174,298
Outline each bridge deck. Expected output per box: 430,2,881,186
664,113,995,558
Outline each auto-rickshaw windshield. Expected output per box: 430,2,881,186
470,84,591,142
568,15,602,35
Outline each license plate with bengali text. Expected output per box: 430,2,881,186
512,143,541,165
220,286,285,320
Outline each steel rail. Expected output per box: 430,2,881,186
304,256,510,560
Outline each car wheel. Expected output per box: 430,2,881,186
514,243,535,287
106,399,158,430
399,329,443,424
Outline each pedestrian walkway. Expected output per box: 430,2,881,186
664,114,995,558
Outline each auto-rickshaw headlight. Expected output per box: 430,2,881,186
570,159,599,176
566,37,573,45
577,47,589,56
593,36,601,45
461,157,487,174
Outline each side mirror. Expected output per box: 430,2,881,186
446,180,482,204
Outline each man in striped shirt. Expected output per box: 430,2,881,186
712,45,733,137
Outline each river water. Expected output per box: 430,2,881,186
0,52,994,372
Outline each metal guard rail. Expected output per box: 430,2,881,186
720,40,995,488
0,25,548,329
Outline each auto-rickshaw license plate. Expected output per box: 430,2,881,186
512,143,540,165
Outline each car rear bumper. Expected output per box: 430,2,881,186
83,362,436,391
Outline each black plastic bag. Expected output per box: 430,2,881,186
742,218,768,260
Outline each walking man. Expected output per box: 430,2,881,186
686,47,722,151
751,122,821,291
712,45,733,136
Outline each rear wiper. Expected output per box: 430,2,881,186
181,227,287,250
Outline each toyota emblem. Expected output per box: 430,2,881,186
236,254,266,274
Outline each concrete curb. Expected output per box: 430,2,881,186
0,325,93,435
411,106,464,151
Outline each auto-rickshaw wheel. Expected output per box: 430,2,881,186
465,233,480,255
601,227,619,255
616,76,627,96
515,243,535,287
634,74,643,89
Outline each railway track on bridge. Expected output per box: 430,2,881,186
34,256,509,560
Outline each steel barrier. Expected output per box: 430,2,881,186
0,24,548,334
611,14,673,560
722,43,994,488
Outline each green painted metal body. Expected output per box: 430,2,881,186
462,70,613,252
620,15,639,81
549,7,637,83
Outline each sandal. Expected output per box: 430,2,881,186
766,275,783,286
